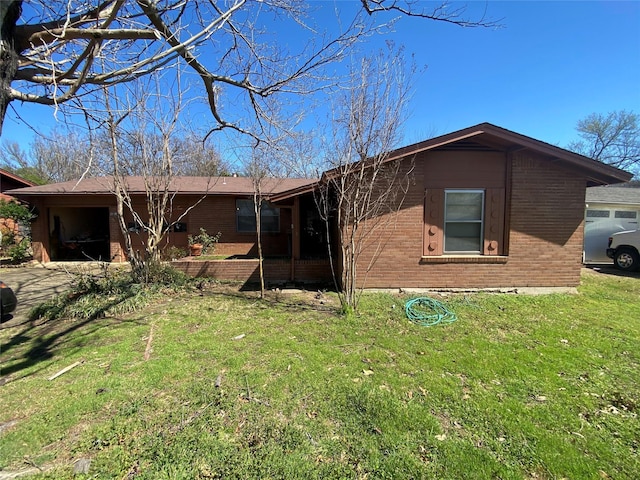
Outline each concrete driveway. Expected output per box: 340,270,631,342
0,262,113,325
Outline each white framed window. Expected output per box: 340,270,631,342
444,190,484,253
236,199,280,233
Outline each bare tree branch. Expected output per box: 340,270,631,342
568,110,640,175
0,0,498,135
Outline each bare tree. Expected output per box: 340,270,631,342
243,141,291,298
1,129,92,182
316,45,415,313
1,122,227,184
247,148,269,299
0,140,27,167
173,135,228,177
0,1,497,135
94,128,227,177
568,110,640,174
100,75,213,282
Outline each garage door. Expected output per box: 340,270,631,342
584,209,638,263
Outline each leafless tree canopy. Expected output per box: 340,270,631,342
99,80,219,281
0,1,497,135
0,124,227,181
568,110,640,175
0,129,90,183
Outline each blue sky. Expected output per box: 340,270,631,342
2,1,639,157
391,0,640,147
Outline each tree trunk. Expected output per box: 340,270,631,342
254,194,265,299
0,1,22,134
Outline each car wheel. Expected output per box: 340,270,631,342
614,248,640,271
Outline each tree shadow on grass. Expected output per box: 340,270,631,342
0,291,147,380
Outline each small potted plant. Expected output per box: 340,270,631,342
188,235,203,256
188,228,221,257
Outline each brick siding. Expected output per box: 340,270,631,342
172,258,332,285
354,151,586,289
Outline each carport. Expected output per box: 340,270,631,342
48,207,111,261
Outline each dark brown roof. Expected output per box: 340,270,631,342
7,124,633,203
8,176,316,197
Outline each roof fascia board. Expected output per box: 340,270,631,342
269,181,319,203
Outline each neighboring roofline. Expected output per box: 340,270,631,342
585,200,640,206
0,168,37,188
585,185,640,206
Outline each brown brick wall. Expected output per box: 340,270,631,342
173,258,332,285
354,152,587,289
188,196,292,257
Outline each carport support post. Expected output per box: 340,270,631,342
29,199,49,262
292,197,301,281
108,206,125,262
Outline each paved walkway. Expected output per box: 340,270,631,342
0,262,125,325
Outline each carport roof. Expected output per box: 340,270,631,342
7,176,316,197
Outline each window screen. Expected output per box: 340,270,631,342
236,199,280,233
444,190,484,253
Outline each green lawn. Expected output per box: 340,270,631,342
0,270,638,479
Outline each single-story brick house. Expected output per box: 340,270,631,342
9,123,632,289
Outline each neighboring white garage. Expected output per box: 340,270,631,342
584,185,640,264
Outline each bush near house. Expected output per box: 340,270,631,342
0,200,34,263
0,270,638,478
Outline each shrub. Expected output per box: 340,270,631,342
0,200,34,263
7,240,30,263
30,264,193,321
188,228,222,255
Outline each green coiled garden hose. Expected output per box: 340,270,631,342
405,297,457,326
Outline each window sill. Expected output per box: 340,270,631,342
420,255,508,264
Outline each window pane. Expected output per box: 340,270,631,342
237,199,254,216
237,216,255,232
586,210,610,218
173,222,187,232
444,223,482,252
236,199,280,232
261,203,279,217
615,210,636,219
445,192,483,221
